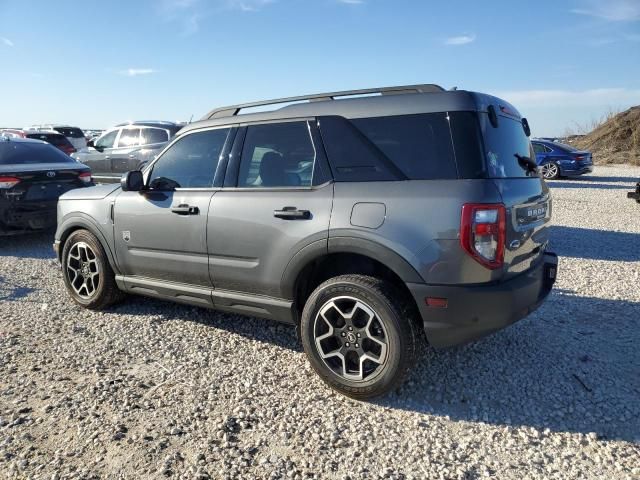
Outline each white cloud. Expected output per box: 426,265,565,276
572,0,640,21
1,37,14,47
495,88,640,108
119,68,158,77
444,34,476,45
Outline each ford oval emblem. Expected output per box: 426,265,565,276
46,171,56,178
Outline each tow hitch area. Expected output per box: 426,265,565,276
628,182,640,203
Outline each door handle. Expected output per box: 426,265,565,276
274,207,311,220
171,204,199,215
105,155,111,159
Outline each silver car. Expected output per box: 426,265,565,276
54,84,558,399
72,121,182,183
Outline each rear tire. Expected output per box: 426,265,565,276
61,229,124,310
300,274,420,399
541,162,560,180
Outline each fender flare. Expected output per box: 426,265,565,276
57,214,120,275
280,236,423,300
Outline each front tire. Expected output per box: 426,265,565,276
61,229,124,310
541,162,560,180
300,275,419,399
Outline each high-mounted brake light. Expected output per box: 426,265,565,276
0,176,20,189
460,203,506,270
79,171,92,183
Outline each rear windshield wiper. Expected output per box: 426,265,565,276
514,154,538,175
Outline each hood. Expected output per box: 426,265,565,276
0,162,90,174
60,183,120,201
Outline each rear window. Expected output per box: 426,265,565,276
479,114,536,178
141,128,169,145
54,127,85,138
26,133,70,147
0,142,75,164
554,142,579,153
319,113,458,181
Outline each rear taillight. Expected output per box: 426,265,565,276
0,176,20,189
79,171,92,183
574,155,585,161
460,203,506,270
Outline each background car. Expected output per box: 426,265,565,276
29,124,87,152
73,121,182,183
0,129,27,138
23,130,77,155
0,137,92,235
531,139,594,180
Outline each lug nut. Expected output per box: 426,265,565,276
341,332,346,337
356,333,361,338
348,326,353,331
345,342,350,347
355,343,359,348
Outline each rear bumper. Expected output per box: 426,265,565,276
0,199,57,235
408,252,558,348
628,183,640,202
562,164,593,176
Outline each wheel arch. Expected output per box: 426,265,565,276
57,215,120,274
282,237,423,324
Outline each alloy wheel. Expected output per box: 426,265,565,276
313,296,389,382
66,241,100,298
541,163,559,179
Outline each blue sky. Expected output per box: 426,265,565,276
0,0,639,135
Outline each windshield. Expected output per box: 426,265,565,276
0,142,76,165
480,113,536,178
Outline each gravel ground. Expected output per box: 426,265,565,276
1,165,639,479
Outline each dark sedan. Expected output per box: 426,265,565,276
25,131,77,156
532,139,594,180
0,137,92,235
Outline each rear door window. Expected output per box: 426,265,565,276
149,128,230,189
117,128,141,148
53,127,85,138
319,113,458,181
237,122,315,188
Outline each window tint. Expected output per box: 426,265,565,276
448,111,486,179
0,142,74,165
480,114,536,178
117,128,141,147
319,114,458,181
54,127,85,138
532,143,546,154
149,128,230,189
238,122,315,188
26,133,70,147
141,128,168,145
95,130,118,149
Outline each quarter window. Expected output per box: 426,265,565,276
142,128,169,145
238,122,315,188
149,128,230,189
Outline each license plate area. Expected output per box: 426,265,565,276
516,202,548,226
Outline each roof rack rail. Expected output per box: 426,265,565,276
202,83,446,120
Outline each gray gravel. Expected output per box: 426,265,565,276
1,165,639,479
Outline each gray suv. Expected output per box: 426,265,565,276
54,84,558,399
72,121,183,183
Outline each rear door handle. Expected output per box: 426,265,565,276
274,207,311,220
171,204,199,215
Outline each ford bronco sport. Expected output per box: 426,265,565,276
54,84,558,399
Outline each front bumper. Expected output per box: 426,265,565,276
408,252,558,348
628,182,640,203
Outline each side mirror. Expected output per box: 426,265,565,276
121,170,144,192
522,118,531,137
87,139,95,148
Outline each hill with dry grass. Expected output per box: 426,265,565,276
572,106,640,165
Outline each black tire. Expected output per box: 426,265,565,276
541,161,560,180
61,229,124,310
300,274,420,399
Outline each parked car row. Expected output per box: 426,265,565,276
0,136,92,235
